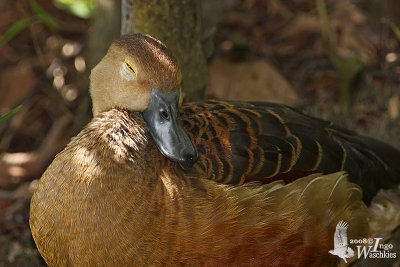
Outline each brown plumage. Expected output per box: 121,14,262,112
90,34,182,115
180,100,400,204
30,34,400,265
88,34,400,204
30,109,370,266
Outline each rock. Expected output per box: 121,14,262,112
207,59,298,105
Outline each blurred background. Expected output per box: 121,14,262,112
1,0,400,265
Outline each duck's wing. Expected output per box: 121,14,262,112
180,100,400,203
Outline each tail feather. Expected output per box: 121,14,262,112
357,134,400,174
329,127,400,204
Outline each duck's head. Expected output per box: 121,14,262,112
90,34,198,169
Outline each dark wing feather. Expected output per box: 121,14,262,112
181,100,400,203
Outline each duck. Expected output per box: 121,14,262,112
89,33,198,169
180,100,400,204
90,34,399,204
30,33,400,265
30,108,371,266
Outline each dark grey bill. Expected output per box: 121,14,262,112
142,88,198,169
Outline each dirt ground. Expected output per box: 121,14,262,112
1,0,400,266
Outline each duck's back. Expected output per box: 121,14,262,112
181,100,400,203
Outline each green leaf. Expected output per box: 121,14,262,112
316,0,364,113
316,0,331,46
0,18,31,47
30,0,58,29
54,0,95,19
0,105,22,123
383,18,400,41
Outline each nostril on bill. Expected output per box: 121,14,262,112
179,151,198,170
187,148,199,162
183,154,194,164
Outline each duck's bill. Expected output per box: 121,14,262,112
142,89,198,169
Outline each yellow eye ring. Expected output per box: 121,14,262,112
125,62,137,77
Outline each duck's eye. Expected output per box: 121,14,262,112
125,62,136,77
160,109,169,120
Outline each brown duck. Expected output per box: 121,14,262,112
31,108,372,266
30,34,400,266
91,34,400,203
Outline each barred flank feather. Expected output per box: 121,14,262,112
181,100,400,203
